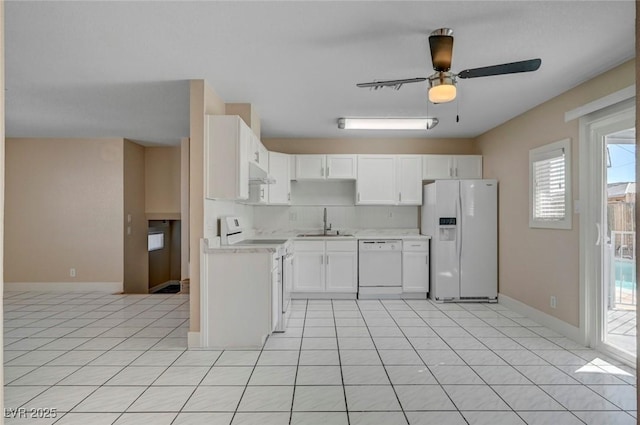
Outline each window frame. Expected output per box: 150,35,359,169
529,138,572,230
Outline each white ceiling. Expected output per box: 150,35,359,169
5,1,636,146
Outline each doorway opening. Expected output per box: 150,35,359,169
581,98,636,366
148,220,181,293
603,129,636,356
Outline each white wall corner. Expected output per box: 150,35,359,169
499,293,586,345
188,331,201,348
4,282,124,293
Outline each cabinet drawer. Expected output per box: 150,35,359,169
293,241,325,252
326,240,357,252
403,240,429,252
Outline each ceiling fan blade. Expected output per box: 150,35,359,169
356,77,426,90
457,58,541,79
429,31,454,72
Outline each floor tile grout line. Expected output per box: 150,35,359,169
354,299,411,425
47,297,191,424
165,348,223,425
288,298,308,425
379,299,467,425
331,299,351,425
403,299,589,425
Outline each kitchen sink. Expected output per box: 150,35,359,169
297,233,354,238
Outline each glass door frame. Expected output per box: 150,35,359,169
579,98,636,366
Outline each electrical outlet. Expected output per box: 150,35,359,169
550,295,557,309
70,268,76,278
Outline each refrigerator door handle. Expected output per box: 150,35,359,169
457,191,462,263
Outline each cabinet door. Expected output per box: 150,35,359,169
238,126,251,199
248,184,267,204
268,152,291,204
326,155,357,180
402,251,429,292
257,141,269,172
422,155,452,180
271,265,279,332
295,155,326,180
454,155,483,179
356,155,396,205
205,115,249,200
293,252,325,292
396,155,423,205
325,251,357,292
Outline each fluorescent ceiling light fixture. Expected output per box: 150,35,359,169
338,117,438,130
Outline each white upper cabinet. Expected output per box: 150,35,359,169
248,135,269,173
294,154,357,180
455,155,483,179
205,115,250,200
356,155,397,205
295,155,326,180
422,155,482,180
396,155,423,205
422,155,452,180
268,152,291,205
356,155,422,205
326,155,357,180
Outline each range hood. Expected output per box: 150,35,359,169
249,162,276,184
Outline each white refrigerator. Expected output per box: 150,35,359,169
421,180,498,302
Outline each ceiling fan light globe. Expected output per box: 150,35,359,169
428,84,456,103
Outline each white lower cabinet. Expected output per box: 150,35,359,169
293,240,357,293
402,240,429,293
326,251,358,292
293,250,325,292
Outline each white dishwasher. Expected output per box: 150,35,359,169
358,240,402,298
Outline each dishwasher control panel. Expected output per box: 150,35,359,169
358,240,402,251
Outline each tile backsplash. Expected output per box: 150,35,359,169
254,205,418,231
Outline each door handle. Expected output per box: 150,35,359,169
595,223,602,246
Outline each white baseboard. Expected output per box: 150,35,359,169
4,281,123,293
499,293,586,345
188,331,201,348
291,292,357,300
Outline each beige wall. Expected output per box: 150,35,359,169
1,0,6,408
263,137,478,155
5,138,124,284
189,80,226,333
123,139,148,293
145,146,181,217
477,59,635,327
226,103,261,138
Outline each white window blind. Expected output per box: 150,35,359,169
529,139,572,229
533,148,566,221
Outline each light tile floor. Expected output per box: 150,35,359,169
3,291,638,425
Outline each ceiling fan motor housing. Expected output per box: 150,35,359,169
429,28,454,72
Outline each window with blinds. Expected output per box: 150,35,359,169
529,139,572,229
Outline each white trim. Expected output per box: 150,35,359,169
188,331,201,348
4,281,123,292
578,99,636,362
565,85,635,122
499,293,585,345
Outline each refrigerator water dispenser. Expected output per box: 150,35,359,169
438,217,457,241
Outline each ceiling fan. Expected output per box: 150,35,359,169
356,28,542,104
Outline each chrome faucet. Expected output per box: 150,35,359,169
323,207,332,235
